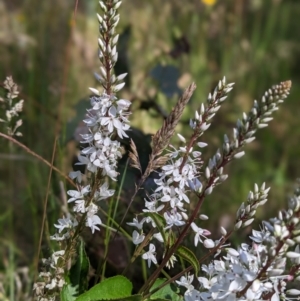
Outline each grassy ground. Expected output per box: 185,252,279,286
0,0,300,299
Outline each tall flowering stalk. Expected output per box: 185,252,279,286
33,1,130,300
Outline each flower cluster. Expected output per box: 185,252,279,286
127,78,235,266
177,181,300,301
127,80,292,275
0,76,24,137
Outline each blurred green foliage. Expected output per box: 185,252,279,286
0,0,300,299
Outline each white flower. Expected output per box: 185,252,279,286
69,170,83,183
45,278,58,290
175,187,190,203
191,222,211,247
173,163,195,189
86,203,98,215
142,243,157,268
97,182,115,200
86,214,102,233
73,199,86,213
198,276,218,289
76,155,97,173
100,106,129,138
250,228,271,243
154,178,172,195
127,217,145,230
103,164,119,181
81,133,94,143
54,215,78,233
67,185,90,203
117,98,131,112
51,250,65,266
143,198,164,213
50,233,69,241
132,230,145,245
161,186,184,209
153,232,164,242
176,274,194,294
164,210,185,229
162,158,183,176
33,282,45,296
184,289,201,301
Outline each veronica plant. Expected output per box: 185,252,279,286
7,1,296,301
33,0,129,299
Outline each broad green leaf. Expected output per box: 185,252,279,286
75,275,133,301
175,246,199,276
149,278,182,301
61,284,76,301
116,294,143,301
148,299,175,301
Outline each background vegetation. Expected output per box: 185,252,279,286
0,0,300,299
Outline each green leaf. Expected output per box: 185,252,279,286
75,275,133,301
175,246,199,276
61,240,90,301
71,239,90,293
149,278,182,301
116,294,143,301
61,284,76,301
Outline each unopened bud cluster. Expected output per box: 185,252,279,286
234,182,270,230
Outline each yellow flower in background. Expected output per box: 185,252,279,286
201,0,216,6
